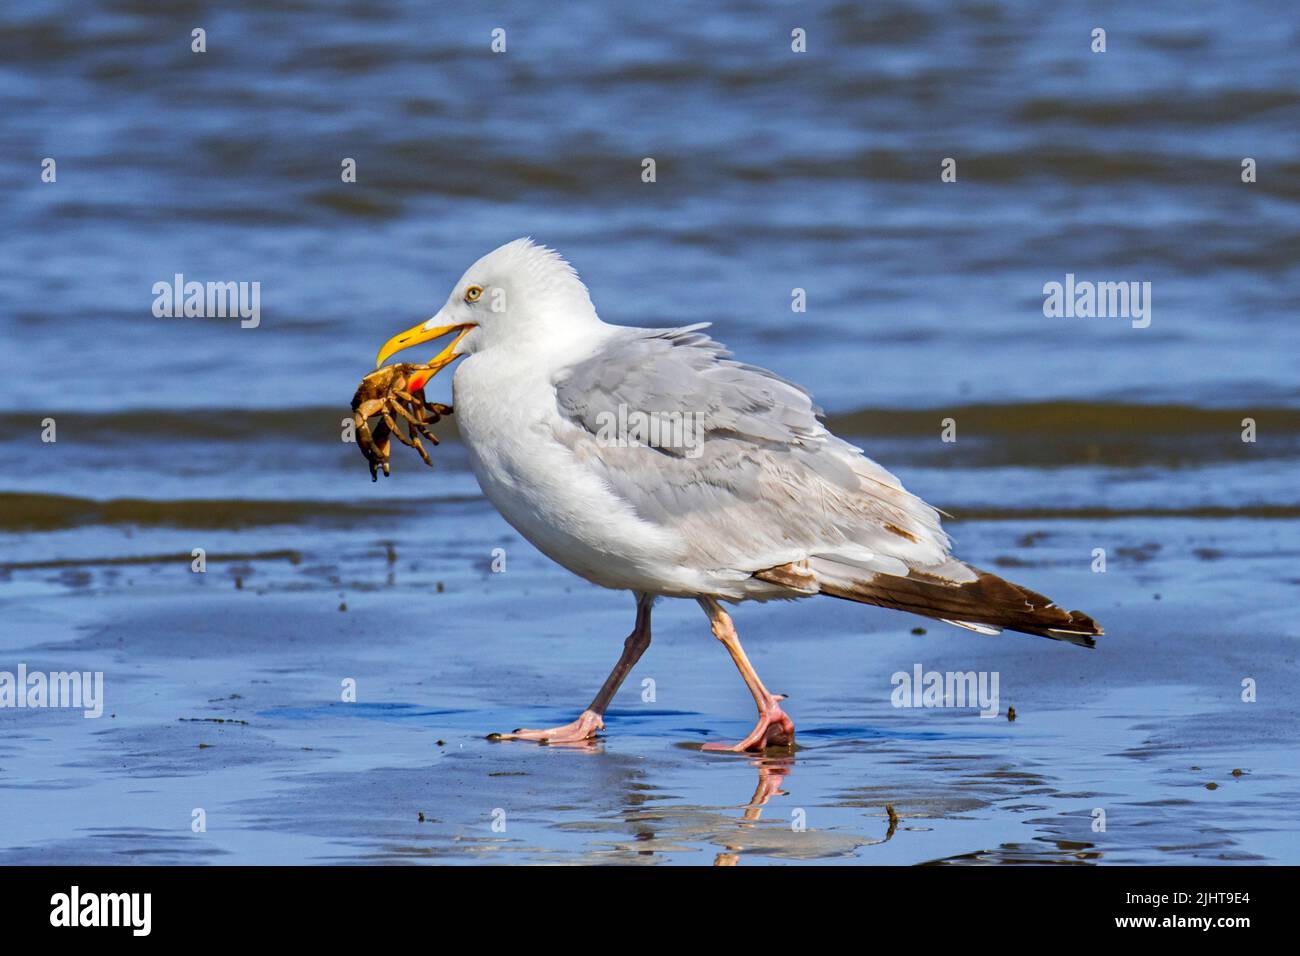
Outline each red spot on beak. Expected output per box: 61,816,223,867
406,370,432,391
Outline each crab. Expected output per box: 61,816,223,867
350,363,452,481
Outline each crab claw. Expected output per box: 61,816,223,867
350,362,447,479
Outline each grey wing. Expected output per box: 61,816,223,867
551,324,963,583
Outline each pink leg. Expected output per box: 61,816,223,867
698,597,795,752
491,594,653,745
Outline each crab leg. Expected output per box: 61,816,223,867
389,399,439,443
406,422,433,466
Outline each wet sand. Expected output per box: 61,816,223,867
2,499,1296,865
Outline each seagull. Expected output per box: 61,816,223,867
373,238,1101,751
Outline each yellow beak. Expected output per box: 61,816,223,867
375,319,475,381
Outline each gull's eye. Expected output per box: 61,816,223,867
464,285,483,303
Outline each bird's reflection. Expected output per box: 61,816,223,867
546,739,901,862
714,754,793,865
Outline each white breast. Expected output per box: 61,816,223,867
451,349,702,594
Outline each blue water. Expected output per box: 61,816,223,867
1,0,1296,415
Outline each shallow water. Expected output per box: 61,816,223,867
1,536,1297,865
1,0,1298,864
